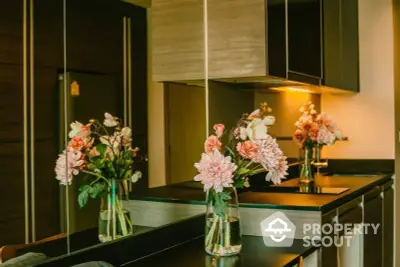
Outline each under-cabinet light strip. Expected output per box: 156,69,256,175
23,0,29,244
204,0,209,138
30,0,36,242
123,17,128,125
128,17,132,128
63,0,70,254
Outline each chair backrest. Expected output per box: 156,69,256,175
0,233,66,263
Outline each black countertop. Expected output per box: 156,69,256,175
124,236,317,267
129,174,392,213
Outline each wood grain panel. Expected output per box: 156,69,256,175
152,0,204,81
0,0,23,65
208,0,267,79
33,67,62,240
0,64,25,245
166,83,206,184
34,0,63,68
66,0,122,74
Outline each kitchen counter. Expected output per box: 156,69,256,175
129,174,392,213
124,236,318,267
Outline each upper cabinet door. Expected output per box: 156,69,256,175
152,0,204,82
287,0,322,84
324,0,359,92
208,0,266,79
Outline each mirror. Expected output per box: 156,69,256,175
0,0,68,263
57,0,206,255
57,0,150,252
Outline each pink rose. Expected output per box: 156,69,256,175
236,141,259,159
293,129,306,146
68,136,89,151
204,135,222,153
309,126,319,141
213,124,225,138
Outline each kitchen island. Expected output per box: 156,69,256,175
123,172,394,267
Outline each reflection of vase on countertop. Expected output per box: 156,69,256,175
299,146,314,184
98,179,133,243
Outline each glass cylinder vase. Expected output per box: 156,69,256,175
205,187,242,256
299,146,314,184
98,179,133,242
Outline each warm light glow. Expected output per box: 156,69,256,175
270,86,314,93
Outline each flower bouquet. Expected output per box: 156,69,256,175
293,102,347,182
194,103,288,256
55,113,142,242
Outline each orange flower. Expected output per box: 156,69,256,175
204,136,222,153
236,141,258,159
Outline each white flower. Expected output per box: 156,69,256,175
103,112,118,127
310,109,317,115
309,104,315,109
246,118,268,141
131,171,142,183
100,135,121,158
335,130,343,140
262,116,275,126
239,127,248,140
299,106,305,113
121,127,132,138
69,121,90,138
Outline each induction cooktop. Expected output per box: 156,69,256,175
258,185,349,195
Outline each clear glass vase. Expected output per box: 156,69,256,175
299,146,314,184
98,179,133,242
205,188,242,256
313,145,328,177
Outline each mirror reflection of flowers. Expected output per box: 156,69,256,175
55,112,143,208
293,102,347,148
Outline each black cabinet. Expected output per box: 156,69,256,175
287,0,322,84
363,187,383,267
324,0,359,92
382,181,394,267
267,0,359,91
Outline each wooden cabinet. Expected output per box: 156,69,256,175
324,0,359,92
363,187,383,267
152,0,359,92
152,0,204,82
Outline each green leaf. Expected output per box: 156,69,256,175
96,144,108,156
78,185,90,208
236,167,250,176
124,169,133,180
89,183,105,199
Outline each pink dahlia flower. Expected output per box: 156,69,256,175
194,149,237,192
252,135,288,184
55,149,85,185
